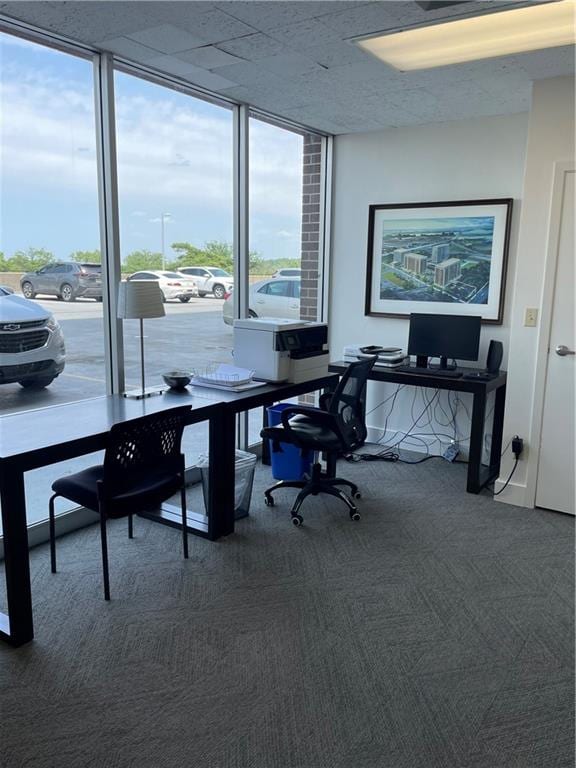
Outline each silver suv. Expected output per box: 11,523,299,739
177,266,233,299
20,261,102,302
0,287,66,388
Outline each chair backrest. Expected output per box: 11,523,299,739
327,358,376,449
103,406,191,490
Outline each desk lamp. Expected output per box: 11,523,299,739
118,280,165,399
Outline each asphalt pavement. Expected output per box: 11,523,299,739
0,295,233,415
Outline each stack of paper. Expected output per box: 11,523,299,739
191,364,257,389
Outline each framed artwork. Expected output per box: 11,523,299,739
365,198,513,324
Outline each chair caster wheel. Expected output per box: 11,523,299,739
353,492,362,500
350,511,361,521
264,496,274,507
291,514,303,527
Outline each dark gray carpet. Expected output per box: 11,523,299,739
0,458,573,768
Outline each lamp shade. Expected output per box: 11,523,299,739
118,281,166,320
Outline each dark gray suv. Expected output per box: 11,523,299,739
20,262,102,302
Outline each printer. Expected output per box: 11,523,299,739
233,318,329,383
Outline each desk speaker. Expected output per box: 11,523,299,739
486,340,503,374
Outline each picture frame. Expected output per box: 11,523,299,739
365,198,513,324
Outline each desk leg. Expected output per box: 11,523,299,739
467,390,486,494
207,408,236,540
0,467,34,646
489,382,507,479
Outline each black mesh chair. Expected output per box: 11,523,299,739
48,406,191,600
261,357,376,526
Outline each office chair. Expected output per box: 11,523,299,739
48,405,191,600
261,357,376,526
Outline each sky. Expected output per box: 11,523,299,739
0,31,305,263
382,216,495,234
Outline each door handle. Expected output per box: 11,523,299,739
555,345,575,356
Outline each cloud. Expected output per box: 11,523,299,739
1,33,307,258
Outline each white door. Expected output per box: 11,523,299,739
536,168,575,514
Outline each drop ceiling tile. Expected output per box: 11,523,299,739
215,1,360,32
214,59,289,86
514,45,576,79
256,53,325,77
216,33,289,61
185,69,239,91
146,55,207,77
127,23,207,53
149,5,257,44
176,45,243,69
302,41,372,69
1,0,164,43
319,2,402,38
265,18,344,51
95,36,159,62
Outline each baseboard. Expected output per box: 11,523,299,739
493,479,530,508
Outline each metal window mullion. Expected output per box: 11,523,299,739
319,135,333,325
94,53,124,395
233,105,250,449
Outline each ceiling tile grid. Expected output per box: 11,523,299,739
0,0,573,134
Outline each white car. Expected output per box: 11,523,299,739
271,268,302,278
0,286,66,388
177,266,233,299
127,271,198,302
222,277,300,325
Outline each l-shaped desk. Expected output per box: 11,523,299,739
0,364,506,647
0,373,339,647
329,361,507,495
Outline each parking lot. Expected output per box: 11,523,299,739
0,295,233,416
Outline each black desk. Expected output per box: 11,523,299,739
329,361,507,495
0,373,338,647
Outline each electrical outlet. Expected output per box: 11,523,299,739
524,308,538,327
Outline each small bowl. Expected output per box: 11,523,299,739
162,371,192,390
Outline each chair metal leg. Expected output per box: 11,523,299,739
98,506,111,601
48,493,58,574
329,478,359,497
180,481,188,559
128,514,134,539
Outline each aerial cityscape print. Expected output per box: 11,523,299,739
379,216,495,304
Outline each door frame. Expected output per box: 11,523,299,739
526,160,575,508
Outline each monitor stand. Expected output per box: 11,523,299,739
415,355,428,369
433,356,457,371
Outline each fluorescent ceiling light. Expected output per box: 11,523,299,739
355,1,576,71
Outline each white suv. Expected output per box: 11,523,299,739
177,267,233,299
0,287,66,388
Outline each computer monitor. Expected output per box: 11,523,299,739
407,313,481,369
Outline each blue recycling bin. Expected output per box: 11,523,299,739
267,402,314,481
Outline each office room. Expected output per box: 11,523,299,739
0,1,573,767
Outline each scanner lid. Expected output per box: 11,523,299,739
233,318,326,332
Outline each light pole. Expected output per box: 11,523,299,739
160,212,171,270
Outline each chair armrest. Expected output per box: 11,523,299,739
279,405,347,444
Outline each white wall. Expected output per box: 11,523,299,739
496,76,575,507
330,112,529,459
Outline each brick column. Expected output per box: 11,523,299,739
300,134,322,322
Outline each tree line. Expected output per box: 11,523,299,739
0,242,300,274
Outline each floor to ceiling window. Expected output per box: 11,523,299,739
0,31,105,526
247,116,325,443
114,68,234,464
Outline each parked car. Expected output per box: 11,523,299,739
0,286,66,388
222,277,300,325
20,262,102,302
127,271,199,302
271,268,302,278
177,266,233,299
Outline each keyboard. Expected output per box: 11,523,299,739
395,365,463,379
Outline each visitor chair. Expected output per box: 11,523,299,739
48,405,191,600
